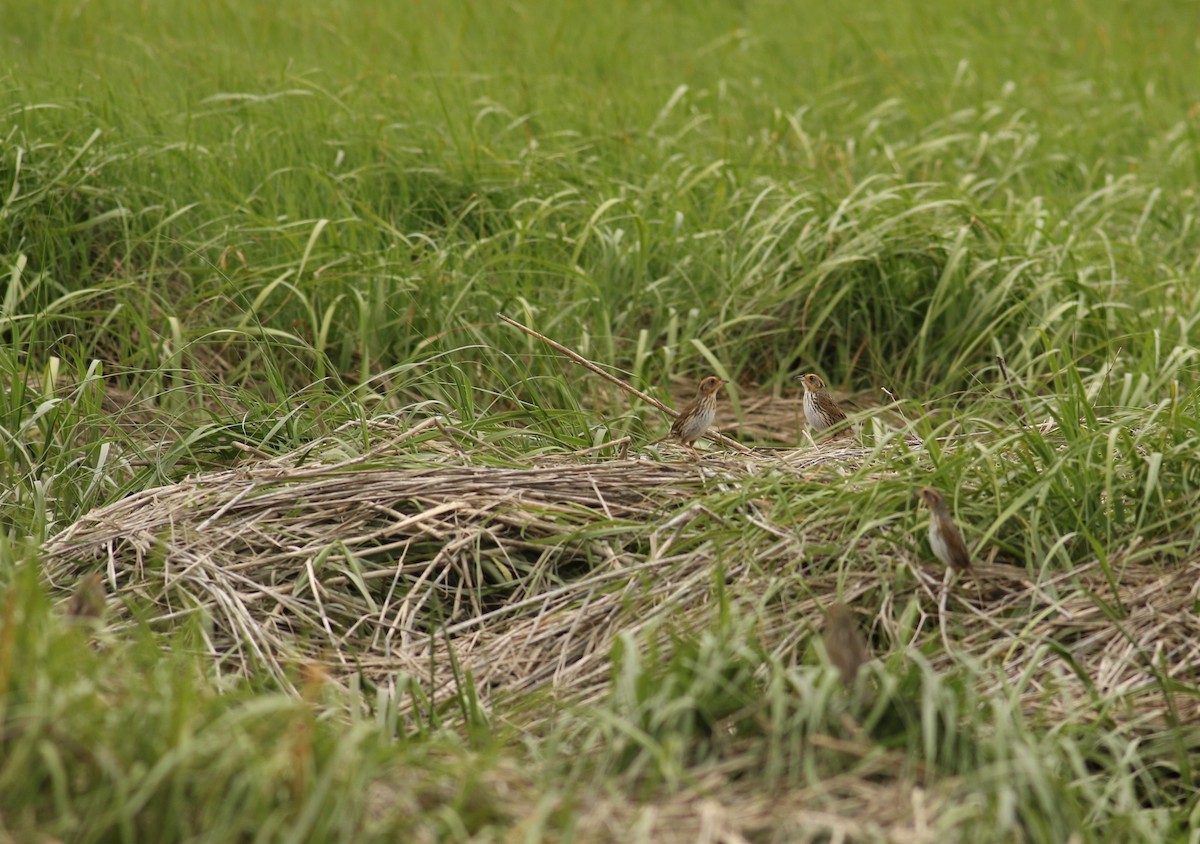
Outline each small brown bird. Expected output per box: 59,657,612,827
658,375,723,457
66,573,107,621
916,487,972,574
795,373,849,438
823,603,870,687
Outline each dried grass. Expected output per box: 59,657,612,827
42,413,1199,739
41,413,859,698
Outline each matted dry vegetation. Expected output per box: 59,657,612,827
42,409,1200,742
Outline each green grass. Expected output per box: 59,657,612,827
4,0,1200,840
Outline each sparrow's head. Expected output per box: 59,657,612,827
697,375,724,395
794,373,827,393
916,487,945,509
823,603,857,629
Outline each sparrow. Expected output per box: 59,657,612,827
823,603,870,687
66,573,106,621
794,373,849,439
656,375,723,457
916,487,973,574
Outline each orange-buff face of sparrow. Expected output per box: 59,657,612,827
823,603,870,687
917,487,972,573
795,373,848,435
669,375,723,450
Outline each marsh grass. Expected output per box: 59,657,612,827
5,0,1200,840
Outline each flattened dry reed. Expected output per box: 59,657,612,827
40,412,868,699
42,415,1200,733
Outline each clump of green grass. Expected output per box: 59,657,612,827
0,556,530,842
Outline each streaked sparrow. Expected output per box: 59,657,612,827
659,375,723,457
916,487,972,574
795,373,849,439
823,603,870,687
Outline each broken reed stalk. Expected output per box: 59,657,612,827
497,313,751,454
995,355,1028,423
